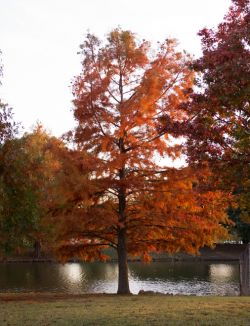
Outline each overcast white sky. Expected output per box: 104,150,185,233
0,0,232,137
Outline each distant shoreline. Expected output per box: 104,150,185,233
0,244,246,263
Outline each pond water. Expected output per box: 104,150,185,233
0,261,240,296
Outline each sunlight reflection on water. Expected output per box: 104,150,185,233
60,263,83,283
209,264,237,282
0,261,240,296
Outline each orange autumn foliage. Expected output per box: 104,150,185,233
55,29,231,293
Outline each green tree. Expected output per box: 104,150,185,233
0,126,66,257
228,207,250,244
0,50,18,144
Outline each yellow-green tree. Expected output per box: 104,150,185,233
0,126,66,256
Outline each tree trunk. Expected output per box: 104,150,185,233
117,163,130,294
117,228,130,294
34,240,41,259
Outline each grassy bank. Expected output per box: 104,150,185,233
0,294,250,325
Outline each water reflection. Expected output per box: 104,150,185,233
0,261,240,296
60,263,83,283
209,264,237,282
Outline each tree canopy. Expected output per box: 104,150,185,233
0,51,18,144
184,0,250,232
0,126,68,256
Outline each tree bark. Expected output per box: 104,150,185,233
117,228,130,294
117,164,130,294
116,67,130,293
34,240,41,259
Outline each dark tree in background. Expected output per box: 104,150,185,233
185,0,250,240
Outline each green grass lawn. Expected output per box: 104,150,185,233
0,294,250,326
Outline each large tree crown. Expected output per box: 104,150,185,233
72,29,194,171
